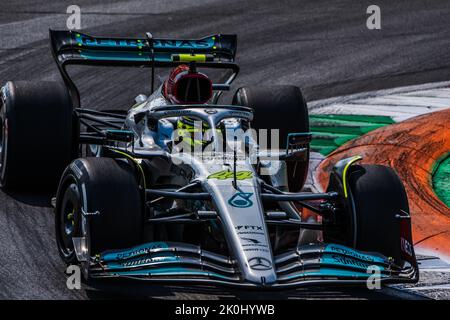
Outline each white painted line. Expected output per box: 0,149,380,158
308,81,450,124
416,248,450,265
403,89,450,99
312,103,428,115
308,80,450,110
310,104,424,122
420,268,450,273
409,284,450,291
353,96,450,108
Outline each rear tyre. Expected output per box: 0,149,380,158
55,157,143,264
0,81,74,190
233,85,309,191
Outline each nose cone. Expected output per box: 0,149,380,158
204,176,277,287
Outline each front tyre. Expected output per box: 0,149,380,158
349,165,412,265
55,158,144,265
324,164,415,266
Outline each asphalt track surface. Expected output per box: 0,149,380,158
0,0,449,299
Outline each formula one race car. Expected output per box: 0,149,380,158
0,30,418,288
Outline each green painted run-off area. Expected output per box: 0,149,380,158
309,114,395,155
432,153,450,208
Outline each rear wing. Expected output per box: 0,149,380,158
49,30,238,107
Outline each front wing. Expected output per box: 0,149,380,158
87,241,418,289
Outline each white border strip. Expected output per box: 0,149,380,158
309,80,450,109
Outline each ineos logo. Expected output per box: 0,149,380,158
248,257,272,271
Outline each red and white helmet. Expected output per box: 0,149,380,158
162,64,212,104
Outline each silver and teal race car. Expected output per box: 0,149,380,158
0,30,418,288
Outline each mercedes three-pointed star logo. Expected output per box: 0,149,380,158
248,257,272,271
